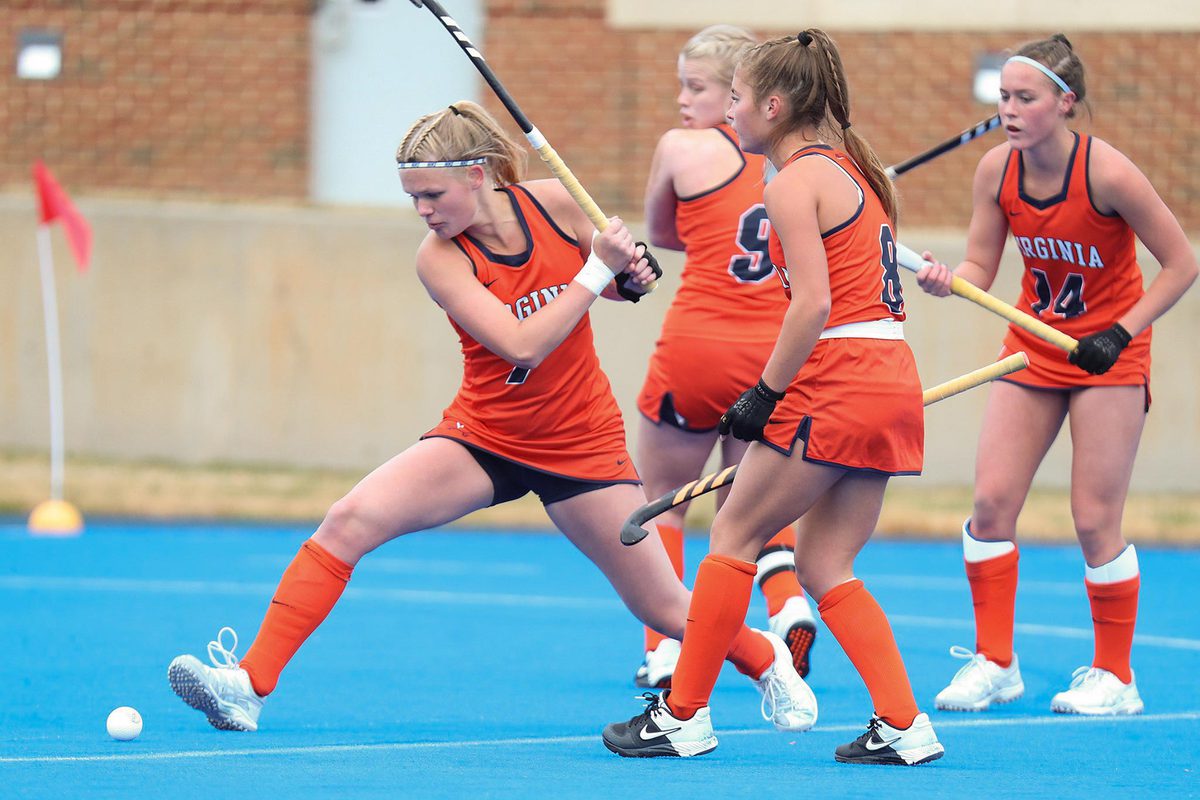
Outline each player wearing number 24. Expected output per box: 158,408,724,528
605,29,943,765
916,35,1196,716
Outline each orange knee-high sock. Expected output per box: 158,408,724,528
965,549,1020,668
756,526,805,616
1086,575,1139,684
239,539,353,696
644,523,685,651
819,579,919,729
666,555,774,720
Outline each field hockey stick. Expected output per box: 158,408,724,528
885,115,1001,180
620,352,1029,546
408,0,657,293
895,243,1079,353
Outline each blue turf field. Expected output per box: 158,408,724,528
1,520,1197,799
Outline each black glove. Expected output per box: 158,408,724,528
1069,323,1132,375
614,242,663,303
719,379,785,442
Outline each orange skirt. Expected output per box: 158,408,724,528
762,338,924,476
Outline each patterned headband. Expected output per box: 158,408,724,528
396,157,487,171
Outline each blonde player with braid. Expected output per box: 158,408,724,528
166,101,813,734
633,24,816,692
605,30,942,765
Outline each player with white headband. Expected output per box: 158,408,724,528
916,33,1196,716
165,100,812,735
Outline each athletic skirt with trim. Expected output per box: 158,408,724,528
761,337,923,476
637,333,776,432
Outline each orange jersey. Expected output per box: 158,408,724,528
997,133,1150,387
423,184,638,483
762,145,921,475
661,125,790,342
767,145,907,327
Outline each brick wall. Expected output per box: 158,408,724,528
486,1,1200,231
0,0,309,201
3,0,1198,230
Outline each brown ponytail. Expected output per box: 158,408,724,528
738,29,898,224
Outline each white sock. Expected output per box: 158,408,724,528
1085,544,1139,584
961,518,1016,563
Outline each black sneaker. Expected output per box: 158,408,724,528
834,713,944,765
602,692,717,758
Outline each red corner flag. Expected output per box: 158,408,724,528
33,161,92,273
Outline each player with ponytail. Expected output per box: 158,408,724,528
604,30,943,765
916,34,1196,716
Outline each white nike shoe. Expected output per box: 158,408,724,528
767,596,818,678
752,630,817,732
835,713,944,766
934,645,1025,711
633,638,680,689
602,691,718,758
1051,667,1144,715
168,627,265,731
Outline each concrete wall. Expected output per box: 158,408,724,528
3,2,1199,231
3,195,1197,490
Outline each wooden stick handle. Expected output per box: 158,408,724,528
895,243,1078,353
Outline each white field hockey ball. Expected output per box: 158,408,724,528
106,706,143,741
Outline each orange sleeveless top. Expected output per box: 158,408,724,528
663,124,790,342
423,185,637,481
767,145,906,327
997,133,1150,386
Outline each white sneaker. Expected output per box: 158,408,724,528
752,630,817,732
767,596,818,678
602,691,718,758
168,627,264,731
633,638,680,689
934,645,1025,711
835,713,944,766
1051,667,1144,715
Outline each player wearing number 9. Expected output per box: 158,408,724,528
605,29,944,764
631,25,815,694
914,35,1196,716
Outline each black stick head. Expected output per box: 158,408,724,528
408,0,425,7
620,521,650,547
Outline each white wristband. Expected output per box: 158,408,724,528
573,251,616,296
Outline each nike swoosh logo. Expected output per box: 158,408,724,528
638,724,681,741
617,458,627,465
483,279,499,288
864,735,901,752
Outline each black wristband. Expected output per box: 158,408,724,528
754,379,786,402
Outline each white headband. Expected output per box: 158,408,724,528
396,157,487,171
1006,55,1072,95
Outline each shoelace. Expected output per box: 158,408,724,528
758,667,796,723
1067,666,1100,689
857,716,884,745
206,626,242,670
629,692,663,725
947,645,994,689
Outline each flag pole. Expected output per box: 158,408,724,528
28,222,82,535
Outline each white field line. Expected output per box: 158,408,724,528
2,711,1196,765
246,555,544,578
1,576,1197,649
